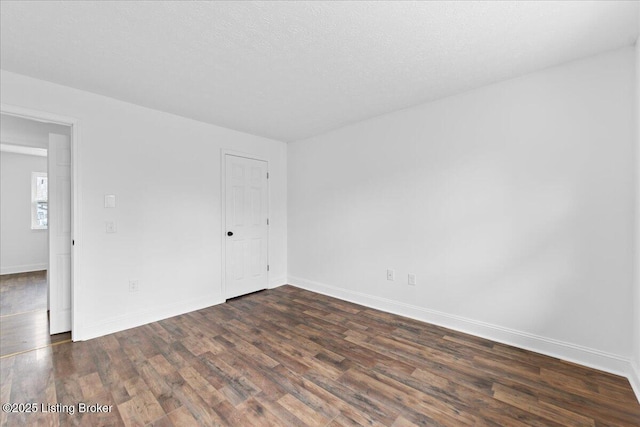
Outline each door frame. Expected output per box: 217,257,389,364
1,103,81,341
220,149,269,300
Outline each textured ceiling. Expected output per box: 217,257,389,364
1,1,638,142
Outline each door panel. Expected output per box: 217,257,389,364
48,133,72,334
57,254,71,311
225,155,268,299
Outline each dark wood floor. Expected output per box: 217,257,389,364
1,271,48,315
1,285,639,426
0,271,71,357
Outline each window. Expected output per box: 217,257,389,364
31,172,48,229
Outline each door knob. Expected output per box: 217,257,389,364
227,231,233,236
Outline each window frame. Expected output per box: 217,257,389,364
31,171,48,230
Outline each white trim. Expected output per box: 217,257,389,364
221,149,269,162
630,361,640,404
80,295,224,341
0,104,75,126
1,103,81,341
220,149,270,300
0,143,47,157
268,276,287,289
0,134,48,149
31,171,48,230
0,263,48,275
288,275,633,378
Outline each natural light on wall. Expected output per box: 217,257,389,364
31,171,47,229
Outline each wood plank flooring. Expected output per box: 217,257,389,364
1,285,639,426
1,271,48,315
0,272,71,357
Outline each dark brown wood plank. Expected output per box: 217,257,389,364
0,284,638,426
0,271,48,315
0,271,71,358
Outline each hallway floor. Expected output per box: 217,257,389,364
0,271,70,357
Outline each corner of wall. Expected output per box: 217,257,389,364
633,32,640,404
630,11,640,403
630,360,640,404
268,276,287,289
0,264,48,275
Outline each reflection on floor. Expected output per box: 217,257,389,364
0,271,70,357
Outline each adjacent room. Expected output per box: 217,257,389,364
0,114,73,357
1,1,639,426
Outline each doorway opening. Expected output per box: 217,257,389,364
0,108,77,356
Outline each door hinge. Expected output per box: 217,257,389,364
266,172,269,179
267,265,270,272
72,240,75,246
267,218,269,225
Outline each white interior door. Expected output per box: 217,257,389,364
225,155,268,299
48,133,72,334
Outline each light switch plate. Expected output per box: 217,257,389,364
408,273,417,286
105,194,116,208
105,221,117,233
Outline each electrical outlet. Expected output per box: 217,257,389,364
387,269,395,281
408,273,417,286
129,280,139,292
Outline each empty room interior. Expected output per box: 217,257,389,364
1,1,640,426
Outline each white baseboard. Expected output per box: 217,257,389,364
268,275,287,289
77,295,225,341
79,278,288,341
0,263,47,275
288,275,633,380
629,361,640,404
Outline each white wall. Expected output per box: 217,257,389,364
632,36,640,398
1,114,71,275
1,113,70,148
288,47,636,376
0,70,288,340
0,152,48,274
